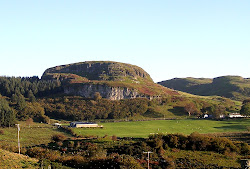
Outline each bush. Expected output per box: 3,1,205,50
112,135,117,141
51,134,66,142
152,132,250,156
0,130,4,135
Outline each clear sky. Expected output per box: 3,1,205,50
0,0,249,82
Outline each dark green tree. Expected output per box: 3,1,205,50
240,102,250,116
0,98,16,127
16,94,26,111
27,90,36,102
11,93,18,103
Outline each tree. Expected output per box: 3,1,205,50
184,102,197,116
27,90,36,102
16,94,26,111
11,93,18,103
0,98,16,127
211,104,226,119
240,103,250,116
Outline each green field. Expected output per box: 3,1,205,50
73,119,250,138
0,121,72,152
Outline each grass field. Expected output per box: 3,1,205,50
73,118,250,138
0,121,72,152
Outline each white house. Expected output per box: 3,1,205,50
203,114,209,118
229,113,245,118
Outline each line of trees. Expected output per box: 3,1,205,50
0,76,62,99
0,76,62,127
40,97,150,121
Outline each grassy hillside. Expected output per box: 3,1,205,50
0,149,39,169
159,76,250,101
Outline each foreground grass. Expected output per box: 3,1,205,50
164,149,241,168
73,118,250,138
0,148,39,169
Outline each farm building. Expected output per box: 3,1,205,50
69,122,103,128
229,113,245,118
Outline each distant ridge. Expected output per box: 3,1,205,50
158,76,250,101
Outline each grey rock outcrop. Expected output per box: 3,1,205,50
64,83,142,100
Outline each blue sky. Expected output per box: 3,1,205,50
0,0,249,82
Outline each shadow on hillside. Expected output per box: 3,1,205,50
168,107,186,116
214,125,247,130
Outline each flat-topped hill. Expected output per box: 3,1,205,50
42,61,178,100
158,76,250,101
42,61,153,82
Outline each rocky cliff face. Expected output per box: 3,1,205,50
64,83,144,100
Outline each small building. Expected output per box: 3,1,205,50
219,114,225,119
203,114,213,119
229,113,245,118
203,114,209,118
52,123,61,127
69,121,102,128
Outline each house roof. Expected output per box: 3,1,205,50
70,122,97,124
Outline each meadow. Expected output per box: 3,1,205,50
0,121,72,152
73,118,250,138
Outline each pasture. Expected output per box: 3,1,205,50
73,118,250,138
0,121,71,152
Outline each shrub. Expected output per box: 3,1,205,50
0,130,4,135
51,134,66,142
112,135,117,141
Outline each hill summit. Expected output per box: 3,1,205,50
42,61,153,83
42,61,177,100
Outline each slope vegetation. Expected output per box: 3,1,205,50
159,76,250,101
0,149,38,169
